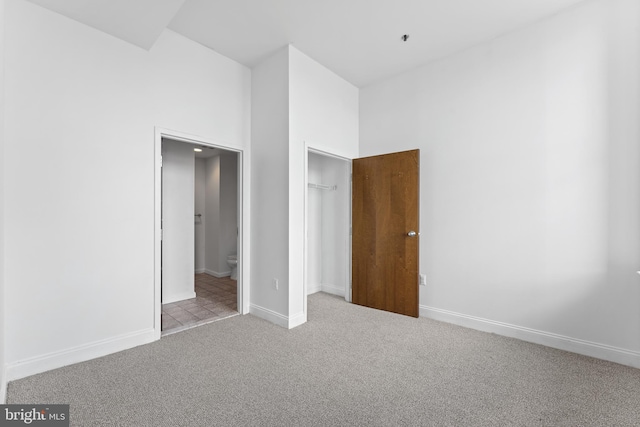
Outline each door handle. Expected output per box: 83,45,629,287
407,231,418,237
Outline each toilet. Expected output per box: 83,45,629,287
226,254,238,280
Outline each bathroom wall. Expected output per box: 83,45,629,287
161,139,195,304
205,155,221,275
194,157,206,273
218,151,238,273
202,152,238,277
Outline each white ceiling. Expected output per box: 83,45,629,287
26,0,587,87
26,0,187,50
194,146,222,159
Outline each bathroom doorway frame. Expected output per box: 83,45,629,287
303,142,353,320
153,127,250,339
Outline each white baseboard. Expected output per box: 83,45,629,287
308,283,345,297
6,328,156,381
307,283,322,295
420,305,640,369
194,268,205,274
249,305,306,329
250,304,289,328
162,291,196,305
1,364,7,403
204,269,231,278
321,283,346,297
288,311,306,329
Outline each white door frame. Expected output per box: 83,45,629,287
154,127,250,339
303,142,352,319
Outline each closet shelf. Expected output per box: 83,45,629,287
308,183,337,191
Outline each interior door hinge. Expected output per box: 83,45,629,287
160,155,163,168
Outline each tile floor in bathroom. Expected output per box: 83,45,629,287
161,273,238,336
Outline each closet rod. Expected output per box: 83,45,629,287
308,183,337,191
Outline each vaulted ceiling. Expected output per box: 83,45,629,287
26,0,587,87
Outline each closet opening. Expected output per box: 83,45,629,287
305,148,352,318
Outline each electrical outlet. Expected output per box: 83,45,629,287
273,278,279,290
419,274,427,286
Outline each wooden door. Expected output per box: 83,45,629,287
352,149,419,317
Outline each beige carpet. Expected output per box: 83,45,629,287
8,292,640,426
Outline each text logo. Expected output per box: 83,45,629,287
0,405,69,427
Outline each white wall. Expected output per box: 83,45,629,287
194,158,206,273
0,0,6,403
289,46,359,324
201,152,237,277
3,0,250,378
161,139,195,303
250,47,290,322
250,46,357,327
360,0,640,367
219,151,238,271
205,155,221,275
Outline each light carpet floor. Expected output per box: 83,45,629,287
7,292,640,426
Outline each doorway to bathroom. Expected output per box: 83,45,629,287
154,129,247,338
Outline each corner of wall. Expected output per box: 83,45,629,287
249,304,289,328
287,311,306,329
249,44,290,321
287,44,359,330
249,304,306,330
